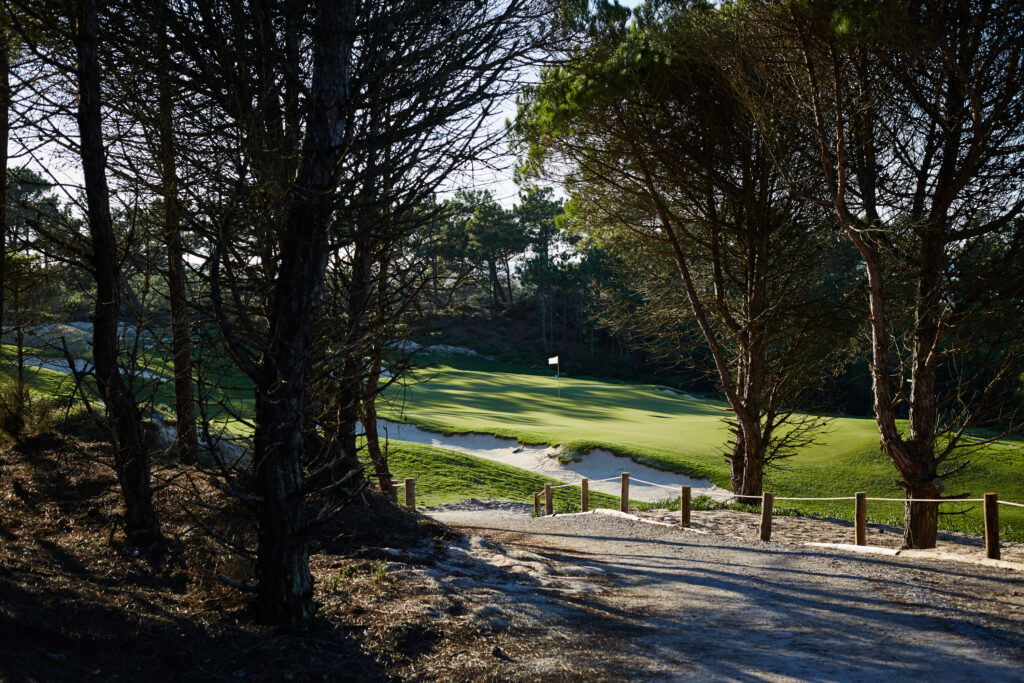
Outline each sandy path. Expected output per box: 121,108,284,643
427,507,1024,680
376,419,729,502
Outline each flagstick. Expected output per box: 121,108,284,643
548,355,561,399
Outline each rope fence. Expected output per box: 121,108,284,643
386,469,1020,561
526,471,1019,561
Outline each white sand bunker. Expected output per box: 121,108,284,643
374,419,728,502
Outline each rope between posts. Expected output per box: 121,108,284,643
627,476,683,490
529,476,1024,506
864,497,985,503
699,491,762,500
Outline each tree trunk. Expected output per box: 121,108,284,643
503,254,514,304
488,258,505,305
652,188,769,500
359,245,392,497
562,297,566,343
157,0,197,465
0,35,8,339
740,439,764,500
252,391,313,629
431,251,439,311
15,317,23,399
14,282,25,438
900,235,944,548
903,473,941,549
540,296,547,351
360,366,392,498
252,1,356,631
73,0,160,546
728,432,744,494
846,227,943,549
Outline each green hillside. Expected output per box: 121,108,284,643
382,359,1024,540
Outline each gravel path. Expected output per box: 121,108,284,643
427,506,1024,681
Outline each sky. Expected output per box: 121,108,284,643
478,0,646,208
10,1,650,213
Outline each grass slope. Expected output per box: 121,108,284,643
382,359,1024,540
8,342,1020,540
382,440,620,511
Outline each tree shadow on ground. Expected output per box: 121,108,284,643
463,523,1024,681
0,564,384,682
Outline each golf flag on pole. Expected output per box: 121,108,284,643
548,356,559,365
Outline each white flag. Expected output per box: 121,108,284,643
548,356,559,365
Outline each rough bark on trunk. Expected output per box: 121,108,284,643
728,433,744,494
899,235,944,548
846,229,943,549
0,36,8,339
740,439,764,500
252,1,355,630
903,475,941,549
74,0,160,546
157,0,197,465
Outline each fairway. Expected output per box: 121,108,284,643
382,360,1024,539
9,345,1022,540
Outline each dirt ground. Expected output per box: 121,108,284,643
0,435,387,681
2,437,1022,682
409,506,1024,680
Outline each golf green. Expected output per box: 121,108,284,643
381,361,1024,539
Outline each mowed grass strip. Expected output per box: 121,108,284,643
382,360,1024,540
379,439,621,511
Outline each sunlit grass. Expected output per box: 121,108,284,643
380,439,620,511
381,357,1024,541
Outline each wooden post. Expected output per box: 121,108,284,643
581,477,589,512
984,493,1000,560
533,492,540,516
855,492,867,546
758,492,774,542
620,472,629,513
680,485,691,527
404,478,415,509
544,484,553,516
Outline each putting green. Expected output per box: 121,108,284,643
381,361,1024,539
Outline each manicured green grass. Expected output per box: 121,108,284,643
0,349,90,399
0,342,63,359
382,359,1024,541
380,439,621,511
16,340,1020,541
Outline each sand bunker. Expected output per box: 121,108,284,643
374,419,728,502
